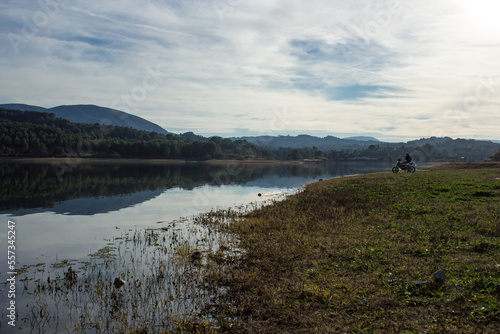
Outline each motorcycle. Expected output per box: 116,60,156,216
392,159,416,173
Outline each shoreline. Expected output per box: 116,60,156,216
2,160,499,332
0,156,460,167
198,163,500,332
0,157,286,165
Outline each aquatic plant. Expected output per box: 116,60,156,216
10,215,235,333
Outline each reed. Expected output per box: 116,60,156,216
12,216,236,333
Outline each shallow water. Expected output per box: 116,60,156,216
0,160,390,332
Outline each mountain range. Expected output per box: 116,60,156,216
1,103,388,149
231,134,382,151
0,103,169,135
2,103,499,160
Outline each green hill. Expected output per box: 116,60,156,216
0,107,264,160
0,103,169,134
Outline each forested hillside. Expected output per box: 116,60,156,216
0,103,169,134
0,108,270,160
1,108,498,162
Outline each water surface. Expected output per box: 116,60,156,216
0,160,391,332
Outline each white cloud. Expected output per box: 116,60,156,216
0,0,499,141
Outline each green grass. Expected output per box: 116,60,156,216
199,163,500,333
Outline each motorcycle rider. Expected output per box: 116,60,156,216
397,153,412,169
393,153,416,173
401,153,413,171
405,153,412,165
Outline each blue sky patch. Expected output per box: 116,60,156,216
328,84,399,100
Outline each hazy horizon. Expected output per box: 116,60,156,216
2,101,500,143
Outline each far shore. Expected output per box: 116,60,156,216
0,157,288,165
0,157,473,168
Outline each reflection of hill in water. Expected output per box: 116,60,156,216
0,161,388,215
4,189,165,216
243,163,388,188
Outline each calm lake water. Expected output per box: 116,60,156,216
0,159,390,332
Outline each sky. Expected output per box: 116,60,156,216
1,0,499,142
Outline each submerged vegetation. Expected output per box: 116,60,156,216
6,216,235,333
3,163,499,332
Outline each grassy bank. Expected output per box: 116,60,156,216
198,163,500,333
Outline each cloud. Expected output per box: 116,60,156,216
0,0,499,141
287,37,405,100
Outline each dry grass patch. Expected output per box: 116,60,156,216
202,164,500,333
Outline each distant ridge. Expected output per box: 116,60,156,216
232,134,382,151
0,103,169,135
343,136,379,142
1,103,48,113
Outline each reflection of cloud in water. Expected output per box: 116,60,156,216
242,173,335,188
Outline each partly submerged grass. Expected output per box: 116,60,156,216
11,225,227,333
11,163,499,333
203,163,500,333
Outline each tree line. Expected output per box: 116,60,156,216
2,107,499,161
0,108,270,160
